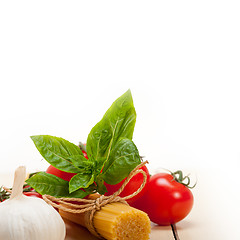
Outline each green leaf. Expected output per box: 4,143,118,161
86,89,136,167
68,155,93,171
26,172,89,198
95,176,107,195
101,137,141,185
69,173,95,193
29,90,140,198
31,135,83,173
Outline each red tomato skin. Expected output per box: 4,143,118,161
46,165,77,181
131,173,194,226
23,192,42,198
104,165,150,204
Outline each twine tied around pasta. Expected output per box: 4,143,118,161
43,160,148,239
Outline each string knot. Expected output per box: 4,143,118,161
94,195,105,211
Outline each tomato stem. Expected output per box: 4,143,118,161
171,170,197,189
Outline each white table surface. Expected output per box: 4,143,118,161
1,169,239,240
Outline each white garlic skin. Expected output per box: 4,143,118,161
0,195,66,240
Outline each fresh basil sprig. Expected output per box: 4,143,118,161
27,89,141,197
26,172,89,198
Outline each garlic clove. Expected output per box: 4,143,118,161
10,166,26,200
0,166,66,240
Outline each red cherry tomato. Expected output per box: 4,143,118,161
104,165,150,204
0,190,42,202
23,184,34,191
131,172,194,225
46,165,77,181
23,191,42,198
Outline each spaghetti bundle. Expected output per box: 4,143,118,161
43,161,151,240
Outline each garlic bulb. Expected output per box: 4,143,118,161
0,166,66,240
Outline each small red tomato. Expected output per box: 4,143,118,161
131,172,194,225
23,184,34,191
46,165,77,181
104,165,150,204
23,191,42,198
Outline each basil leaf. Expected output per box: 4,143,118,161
31,135,83,173
101,137,141,185
26,172,88,198
86,89,136,165
69,173,95,193
68,155,93,171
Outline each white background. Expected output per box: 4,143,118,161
0,1,240,239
